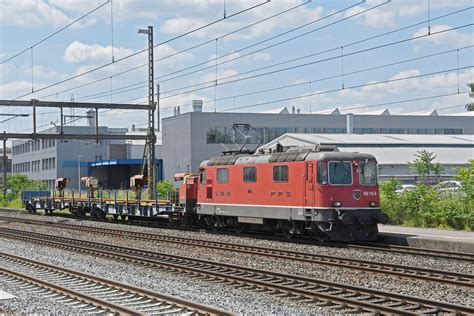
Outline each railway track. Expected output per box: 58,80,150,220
0,227,473,315
1,208,472,262
0,215,472,288
0,251,229,315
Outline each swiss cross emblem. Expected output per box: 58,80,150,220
352,190,361,200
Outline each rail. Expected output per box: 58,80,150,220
0,227,473,315
0,215,471,288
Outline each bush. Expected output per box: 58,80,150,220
156,180,176,200
380,162,473,231
0,174,48,207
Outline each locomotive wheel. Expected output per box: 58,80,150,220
205,216,218,231
113,214,119,220
280,221,295,239
232,220,247,234
311,223,329,242
120,214,127,221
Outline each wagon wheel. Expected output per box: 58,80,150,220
96,209,106,221
77,207,86,219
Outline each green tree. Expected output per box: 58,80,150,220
409,150,442,184
432,163,443,183
455,160,474,202
466,83,474,111
0,174,48,206
156,180,176,200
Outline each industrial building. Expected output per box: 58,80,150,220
259,133,473,182
10,104,473,187
11,125,162,190
162,107,474,181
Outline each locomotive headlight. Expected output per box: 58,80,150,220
333,201,342,207
369,201,378,207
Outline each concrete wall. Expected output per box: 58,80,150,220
163,114,192,180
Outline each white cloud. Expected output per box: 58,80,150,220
345,0,473,28
64,41,134,64
158,1,324,39
0,80,33,98
0,0,82,27
413,25,473,47
344,1,396,28
252,52,272,62
317,68,474,113
197,69,240,84
207,52,241,67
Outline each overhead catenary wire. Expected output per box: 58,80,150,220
155,45,473,110
70,0,372,102
159,24,474,99
219,66,473,112
37,0,312,100
124,4,473,94
154,0,370,82
47,5,473,104
12,0,271,100
0,0,111,65
111,63,473,119
75,22,473,103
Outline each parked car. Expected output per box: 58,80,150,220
433,181,464,197
395,184,417,195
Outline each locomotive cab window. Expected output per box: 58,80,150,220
273,165,288,182
243,167,257,182
328,161,352,185
359,161,377,186
317,161,328,184
217,168,229,183
199,169,206,185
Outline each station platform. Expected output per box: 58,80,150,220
377,225,474,254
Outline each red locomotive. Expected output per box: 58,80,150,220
179,145,388,242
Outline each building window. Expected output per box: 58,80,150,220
206,128,217,144
444,128,462,134
273,165,288,182
243,167,257,182
217,168,229,183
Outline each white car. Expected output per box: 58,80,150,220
434,181,463,196
395,184,417,194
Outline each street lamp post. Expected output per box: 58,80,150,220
77,154,83,191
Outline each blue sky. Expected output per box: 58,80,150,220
0,0,473,131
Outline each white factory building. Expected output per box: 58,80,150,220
259,133,474,183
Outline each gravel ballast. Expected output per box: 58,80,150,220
0,210,472,313
0,237,324,314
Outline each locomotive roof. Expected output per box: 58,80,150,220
201,150,377,167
